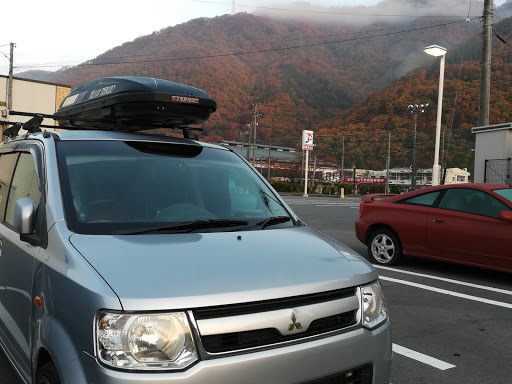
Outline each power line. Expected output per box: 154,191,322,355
18,22,435,68
444,0,474,170
234,22,433,49
16,18,479,70
15,24,422,69
191,0,477,18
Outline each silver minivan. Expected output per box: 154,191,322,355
0,77,391,384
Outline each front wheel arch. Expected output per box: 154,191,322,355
35,358,60,384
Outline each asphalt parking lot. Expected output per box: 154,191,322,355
283,194,512,384
1,195,510,383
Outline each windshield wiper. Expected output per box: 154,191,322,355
112,219,249,235
256,216,292,229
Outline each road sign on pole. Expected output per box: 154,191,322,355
302,130,314,196
302,130,314,151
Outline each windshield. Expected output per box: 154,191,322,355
493,188,512,203
56,140,292,234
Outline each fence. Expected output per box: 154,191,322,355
484,158,512,186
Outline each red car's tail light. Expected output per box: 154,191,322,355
359,203,364,217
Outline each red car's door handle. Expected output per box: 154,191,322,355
432,219,445,223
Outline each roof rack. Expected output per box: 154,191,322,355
2,112,48,138
1,76,217,141
53,76,216,133
2,113,204,140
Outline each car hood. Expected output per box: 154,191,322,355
69,226,377,311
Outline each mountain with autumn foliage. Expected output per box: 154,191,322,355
315,15,512,175
17,2,512,174
40,12,476,128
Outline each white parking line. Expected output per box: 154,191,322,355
315,204,359,207
380,276,512,309
392,344,456,370
375,265,512,296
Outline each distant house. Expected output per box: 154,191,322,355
472,122,512,186
444,167,470,184
0,75,71,133
369,167,469,192
217,140,338,183
217,140,298,163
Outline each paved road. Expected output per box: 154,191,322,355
2,195,511,383
283,195,512,384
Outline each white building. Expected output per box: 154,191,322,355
369,167,469,192
444,168,470,184
472,122,512,185
0,75,70,132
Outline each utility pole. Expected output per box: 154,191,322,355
252,104,263,165
245,123,252,161
267,137,272,180
341,136,345,183
408,103,429,190
386,131,391,194
301,151,305,187
312,155,317,187
412,111,418,189
479,0,493,126
7,42,15,112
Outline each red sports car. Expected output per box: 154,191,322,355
355,183,512,272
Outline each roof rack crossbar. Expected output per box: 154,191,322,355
9,110,55,120
1,120,60,130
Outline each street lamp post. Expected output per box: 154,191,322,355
423,44,447,186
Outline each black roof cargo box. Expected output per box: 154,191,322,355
54,77,217,131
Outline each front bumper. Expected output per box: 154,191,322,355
72,320,392,384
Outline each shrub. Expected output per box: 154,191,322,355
270,181,302,193
390,185,402,194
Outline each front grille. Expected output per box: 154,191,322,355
193,287,356,320
305,364,373,384
201,310,357,353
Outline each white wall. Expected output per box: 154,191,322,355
474,129,510,183
0,76,69,129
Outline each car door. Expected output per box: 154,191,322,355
427,187,512,270
392,190,442,256
0,148,43,380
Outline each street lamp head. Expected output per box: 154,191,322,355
423,45,447,57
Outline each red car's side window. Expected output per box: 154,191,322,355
400,191,440,206
438,188,510,218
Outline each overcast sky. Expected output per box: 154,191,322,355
0,0,507,76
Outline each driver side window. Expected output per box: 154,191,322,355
438,188,509,218
0,153,18,222
5,153,41,226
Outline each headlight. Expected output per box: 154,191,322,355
360,281,388,329
96,311,198,370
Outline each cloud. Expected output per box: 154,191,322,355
252,0,483,27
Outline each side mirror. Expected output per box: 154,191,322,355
499,210,512,223
14,197,37,235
